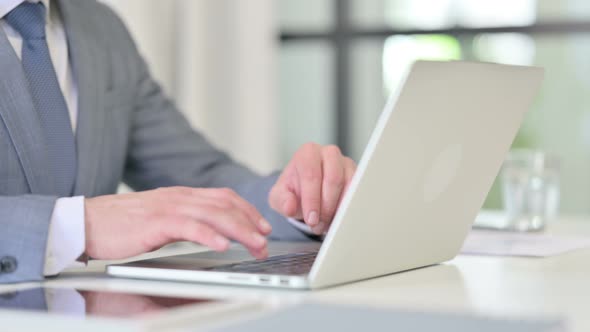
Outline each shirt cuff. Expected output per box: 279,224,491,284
44,196,86,276
45,288,86,316
286,217,315,235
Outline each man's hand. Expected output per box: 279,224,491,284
269,143,357,235
84,187,272,260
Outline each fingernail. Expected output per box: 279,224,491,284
214,235,230,249
252,232,267,247
307,211,319,226
259,218,272,233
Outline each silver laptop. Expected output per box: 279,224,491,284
107,60,544,290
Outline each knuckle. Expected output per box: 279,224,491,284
344,157,356,167
246,205,261,218
301,168,322,182
305,195,322,206
324,172,344,187
302,142,318,150
231,211,256,229
324,144,342,156
228,208,251,222
300,142,319,155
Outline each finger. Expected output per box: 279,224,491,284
250,246,269,260
193,188,272,235
340,157,357,205
217,189,272,235
319,145,346,226
165,218,230,252
171,197,267,254
295,143,323,227
344,157,358,175
311,223,329,236
269,179,299,219
197,207,268,256
230,197,272,235
315,156,355,235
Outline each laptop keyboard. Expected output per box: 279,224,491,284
207,251,318,275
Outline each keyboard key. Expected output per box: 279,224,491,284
208,251,318,275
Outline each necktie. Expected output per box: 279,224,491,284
6,2,77,196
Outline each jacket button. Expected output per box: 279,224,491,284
0,256,17,274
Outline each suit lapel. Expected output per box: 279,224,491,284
58,0,107,197
0,28,55,194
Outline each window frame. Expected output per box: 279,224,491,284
279,0,590,155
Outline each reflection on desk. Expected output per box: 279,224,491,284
0,287,213,318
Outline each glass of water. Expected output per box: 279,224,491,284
500,150,560,232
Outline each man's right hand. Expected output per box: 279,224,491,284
83,187,272,260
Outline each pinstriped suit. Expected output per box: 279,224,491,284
0,0,308,284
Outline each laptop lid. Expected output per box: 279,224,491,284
309,61,544,288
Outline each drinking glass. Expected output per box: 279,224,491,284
500,150,560,232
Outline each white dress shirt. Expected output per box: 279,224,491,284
0,0,85,276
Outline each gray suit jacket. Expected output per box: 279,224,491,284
0,0,308,284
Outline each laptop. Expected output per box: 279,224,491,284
107,60,544,290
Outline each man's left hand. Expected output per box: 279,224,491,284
269,143,357,235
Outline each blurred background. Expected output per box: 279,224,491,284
102,0,590,214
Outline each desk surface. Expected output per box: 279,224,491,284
2,217,590,331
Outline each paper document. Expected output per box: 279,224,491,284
461,230,590,257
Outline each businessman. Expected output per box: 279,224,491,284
0,0,357,283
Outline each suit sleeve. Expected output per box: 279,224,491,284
0,195,56,283
113,17,309,242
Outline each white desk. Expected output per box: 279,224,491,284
1,217,590,331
